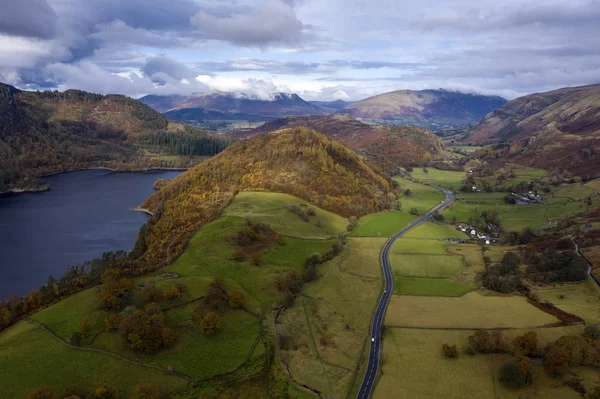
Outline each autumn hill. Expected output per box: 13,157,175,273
0,83,231,192
133,127,396,274
232,114,450,174
465,84,600,178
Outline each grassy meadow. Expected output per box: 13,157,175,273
392,176,445,214
410,168,465,191
350,211,417,237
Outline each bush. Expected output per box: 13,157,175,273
27,387,54,399
94,385,119,399
583,325,600,340
409,207,420,216
131,384,160,399
442,344,458,358
199,311,223,335
228,290,245,308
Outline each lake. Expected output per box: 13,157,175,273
0,170,183,298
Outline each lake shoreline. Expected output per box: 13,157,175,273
0,167,189,197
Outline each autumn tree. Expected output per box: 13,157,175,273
517,356,534,384
26,387,54,399
104,314,120,330
0,307,11,328
118,304,175,352
81,318,92,336
544,345,570,377
228,290,245,308
163,286,181,301
131,383,160,399
94,385,119,399
199,311,222,335
513,331,538,357
98,269,132,310
141,283,163,303
442,344,459,358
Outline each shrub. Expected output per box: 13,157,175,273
583,325,600,340
131,384,160,399
228,290,245,308
27,387,54,399
94,385,119,399
104,314,120,330
442,344,459,358
141,283,163,303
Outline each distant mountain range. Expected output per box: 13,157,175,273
139,92,326,117
140,90,506,130
465,84,600,177
339,89,507,129
232,114,451,174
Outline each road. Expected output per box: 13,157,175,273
356,184,455,399
571,235,600,288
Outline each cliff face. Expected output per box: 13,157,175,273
0,83,22,136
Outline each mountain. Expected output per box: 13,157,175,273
466,84,600,177
233,114,450,174
340,89,507,129
136,128,396,272
139,92,328,117
0,83,230,192
163,107,276,123
309,100,351,113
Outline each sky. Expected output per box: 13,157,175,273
0,0,599,101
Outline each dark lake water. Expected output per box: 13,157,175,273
0,170,182,298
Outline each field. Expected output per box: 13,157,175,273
392,176,445,214
373,325,594,399
0,321,188,398
2,191,350,397
404,222,469,239
530,280,600,323
277,237,386,398
394,278,473,297
390,254,466,278
410,168,465,191
224,192,348,239
350,211,417,237
385,292,560,328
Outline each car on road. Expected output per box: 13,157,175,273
371,337,375,342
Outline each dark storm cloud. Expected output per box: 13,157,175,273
0,0,58,39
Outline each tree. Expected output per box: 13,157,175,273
163,286,181,300
94,385,119,399
513,331,538,357
584,325,600,340
499,362,528,388
199,311,222,335
27,387,54,399
516,356,534,384
544,345,569,377
0,307,11,327
104,314,120,330
98,269,132,310
81,318,92,336
118,305,175,352
409,207,420,216
228,290,245,308
141,283,162,303
70,331,84,346
588,386,600,399
442,344,458,358
131,383,160,399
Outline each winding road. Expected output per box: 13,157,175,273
356,184,454,399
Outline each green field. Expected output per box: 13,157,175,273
392,176,445,214
404,222,468,239
394,277,472,297
224,191,348,239
350,211,417,237
410,168,465,191
391,239,448,254
390,254,465,278
0,321,188,398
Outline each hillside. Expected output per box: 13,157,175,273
0,83,231,192
163,107,275,123
139,92,328,117
466,84,600,177
340,89,507,129
135,127,396,273
233,114,450,174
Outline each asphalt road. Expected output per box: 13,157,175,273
356,184,455,399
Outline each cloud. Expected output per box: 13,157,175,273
142,56,196,84
190,0,304,46
0,0,58,39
